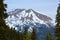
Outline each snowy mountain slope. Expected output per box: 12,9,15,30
8,9,52,22
5,9,53,28
5,9,55,40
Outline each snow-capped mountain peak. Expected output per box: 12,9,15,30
5,9,54,30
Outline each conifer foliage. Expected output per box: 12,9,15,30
23,27,31,40
31,28,37,40
45,33,53,40
0,0,8,40
55,4,60,40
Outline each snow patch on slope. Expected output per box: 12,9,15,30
5,9,54,31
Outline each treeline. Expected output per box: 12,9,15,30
0,26,37,40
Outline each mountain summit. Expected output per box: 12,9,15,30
5,9,54,40
5,9,54,30
8,9,52,22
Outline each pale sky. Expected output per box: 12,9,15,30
5,0,59,18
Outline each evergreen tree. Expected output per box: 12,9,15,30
23,27,31,40
45,33,53,40
0,0,8,40
55,4,60,40
25,30,31,40
17,31,23,40
31,28,37,40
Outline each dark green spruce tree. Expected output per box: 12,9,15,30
25,30,31,40
55,4,60,40
45,33,53,40
23,27,31,40
31,28,37,40
0,0,8,40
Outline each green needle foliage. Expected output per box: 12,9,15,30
45,33,53,40
0,0,8,40
23,27,31,40
31,28,37,40
55,4,60,40
25,30,31,40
